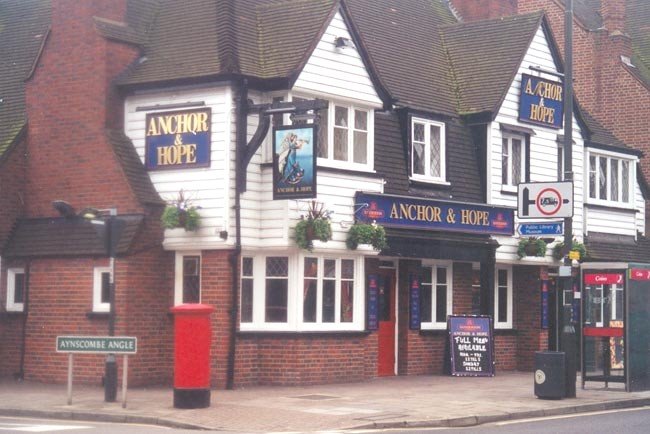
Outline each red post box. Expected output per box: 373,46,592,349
170,303,214,408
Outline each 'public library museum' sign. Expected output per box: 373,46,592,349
145,108,212,170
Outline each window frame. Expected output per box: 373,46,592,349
92,266,111,313
239,253,365,332
494,265,513,329
419,261,453,330
586,149,636,208
501,132,526,192
289,94,375,173
174,252,202,306
410,116,447,184
6,267,26,312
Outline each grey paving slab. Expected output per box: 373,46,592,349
0,372,649,432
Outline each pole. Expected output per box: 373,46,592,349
105,210,118,402
561,0,577,399
67,353,73,405
122,355,128,408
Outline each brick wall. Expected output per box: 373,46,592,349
24,0,143,217
514,265,548,370
449,0,517,21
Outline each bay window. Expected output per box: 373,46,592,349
587,151,634,206
240,254,363,331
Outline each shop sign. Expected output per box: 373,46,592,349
584,273,624,285
409,276,420,330
448,315,494,377
145,108,211,170
354,193,514,236
541,280,549,329
630,268,650,281
367,275,379,330
519,73,564,129
272,125,317,200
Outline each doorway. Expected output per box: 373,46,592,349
377,269,396,376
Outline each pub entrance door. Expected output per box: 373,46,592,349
377,269,396,376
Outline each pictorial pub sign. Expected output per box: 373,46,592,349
273,125,317,200
145,108,211,170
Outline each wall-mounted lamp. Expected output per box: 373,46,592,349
334,36,355,50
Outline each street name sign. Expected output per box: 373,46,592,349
518,181,573,219
517,221,563,236
56,336,137,354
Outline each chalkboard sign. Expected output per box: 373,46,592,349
448,315,494,377
367,275,379,330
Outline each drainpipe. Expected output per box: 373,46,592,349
226,79,248,390
18,260,31,380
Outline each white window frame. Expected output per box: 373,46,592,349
174,251,201,306
6,267,25,312
420,261,453,330
289,94,375,173
239,253,365,332
501,132,526,192
92,267,111,313
494,265,513,329
586,149,636,208
410,117,447,184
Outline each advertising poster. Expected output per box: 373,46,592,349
273,125,317,200
448,315,495,377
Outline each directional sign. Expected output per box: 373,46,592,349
518,181,573,219
517,222,563,236
56,336,137,354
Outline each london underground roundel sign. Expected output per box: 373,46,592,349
518,181,573,219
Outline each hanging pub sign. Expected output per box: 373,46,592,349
354,192,514,236
519,73,564,129
448,315,494,377
145,108,211,170
273,125,317,200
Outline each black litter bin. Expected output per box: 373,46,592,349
534,351,566,399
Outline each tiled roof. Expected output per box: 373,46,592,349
586,232,650,263
106,129,164,206
566,0,603,30
626,0,650,85
579,109,636,152
440,12,543,116
344,0,458,116
3,215,143,258
0,0,50,159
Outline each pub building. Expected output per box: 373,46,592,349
1,0,648,388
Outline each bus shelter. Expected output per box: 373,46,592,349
581,263,650,391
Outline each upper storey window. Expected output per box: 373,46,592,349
410,117,446,183
587,151,635,207
501,133,526,191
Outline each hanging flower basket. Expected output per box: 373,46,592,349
346,222,387,251
517,237,547,258
294,200,332,251
552,240,587,261
161,190,201,231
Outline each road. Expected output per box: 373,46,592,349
1,407,649,433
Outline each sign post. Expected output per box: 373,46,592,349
56,336,137,408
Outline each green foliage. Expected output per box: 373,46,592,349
552,240,587,261
295,217,332,251
346,223,387,251
517,237,547,258
161,190,200,231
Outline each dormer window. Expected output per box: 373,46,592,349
410,117,446,183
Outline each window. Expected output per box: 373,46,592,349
174,253,201,305
420,262,452,329
93,267,111,313
495,266,513,329
6,268,25,312
240,254,363,331
502,133,525,190
411,117,446,183
587,151,634,206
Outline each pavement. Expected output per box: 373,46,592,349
1,373,649,432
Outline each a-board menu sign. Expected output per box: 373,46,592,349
448,315,494,377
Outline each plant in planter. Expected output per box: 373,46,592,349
552,240,587,261
161,190,201,231
294,200,332,251
346,222,387,251
517,237,547,258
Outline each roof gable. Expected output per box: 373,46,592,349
440,12,543,116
